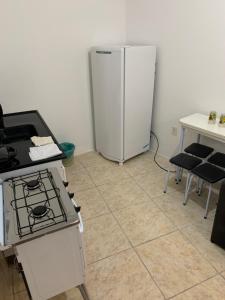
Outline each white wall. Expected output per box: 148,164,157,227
127,0,225,157
0,0,126,154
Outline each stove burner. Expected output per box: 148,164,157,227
26,179,40,190
32,205,48,218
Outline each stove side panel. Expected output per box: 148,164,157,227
16,225,84,300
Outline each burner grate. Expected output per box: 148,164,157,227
9,169,67,238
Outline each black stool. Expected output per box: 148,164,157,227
208,152,225,168
184,163,225,218
184,143,214,158
164,153,202,197
198,152,225,197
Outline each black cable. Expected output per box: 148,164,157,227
150,131,176,173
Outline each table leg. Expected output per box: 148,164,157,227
197,134,201,143
179,127,185,153
175,127,185,183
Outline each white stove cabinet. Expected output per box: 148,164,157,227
16,225,86,300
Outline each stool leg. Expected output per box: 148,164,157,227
175,167,179,183
196,178,203,194
198,179,204,196
184,174,193,205
196,177,200,193
204,184,212,219
164,168,170,193
179,168,183,182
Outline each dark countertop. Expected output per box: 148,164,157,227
0,110,66,173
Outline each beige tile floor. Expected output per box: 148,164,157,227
1,151,225,299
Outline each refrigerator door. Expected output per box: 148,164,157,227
124,46,156,160
91,47,124,162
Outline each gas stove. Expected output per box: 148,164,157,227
0,168,80,246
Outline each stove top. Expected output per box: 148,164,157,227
10,169,68,238
1,168,79,246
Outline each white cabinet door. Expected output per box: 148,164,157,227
124,46,156,160
16,226,84,300
91,48,124,162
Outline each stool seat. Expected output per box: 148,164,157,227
184,143,214,158
192,163,225,184
208,152,225,168
170,153,202,170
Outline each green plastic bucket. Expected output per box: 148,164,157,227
60,142,75,167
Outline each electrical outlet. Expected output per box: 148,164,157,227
172,127,177,136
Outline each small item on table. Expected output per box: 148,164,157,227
208,111,217,124
218,114,225,127
31,136,54,146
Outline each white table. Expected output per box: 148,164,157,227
179,113,225,152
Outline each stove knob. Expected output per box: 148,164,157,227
68,192,74,199
75,206,81,213
63,181,69,187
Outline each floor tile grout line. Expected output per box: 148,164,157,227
150,176,221,275
69,153,222,299
167,273,219,300
149,196,216,232
132,246,166,299
73,186,100,193
95,186,116,213
177,229,220,275
132,172,183,228
90,167,183,233
77,156,216,249
81,158,139,215
95,181,160,215
140,172,220,274
81,186,133,266
112,163,221,297
128,228,179,248
73,156,217,235
83,184,135,266
83,211,112,222
84,225,213,298
82,162,134,189
131,167,221,274
83,163,168,299
219,272,225,280
86,178,179,249
110,208,166,299
82,211,112,222
75,185,111,219
8,154,220,299
86,247,133,267
102,191,219,298
74,162,136,270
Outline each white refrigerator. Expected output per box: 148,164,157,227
91,45,156,164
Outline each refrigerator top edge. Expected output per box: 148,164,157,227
91,45,156,51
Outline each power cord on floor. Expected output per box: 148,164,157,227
150,131,176,173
